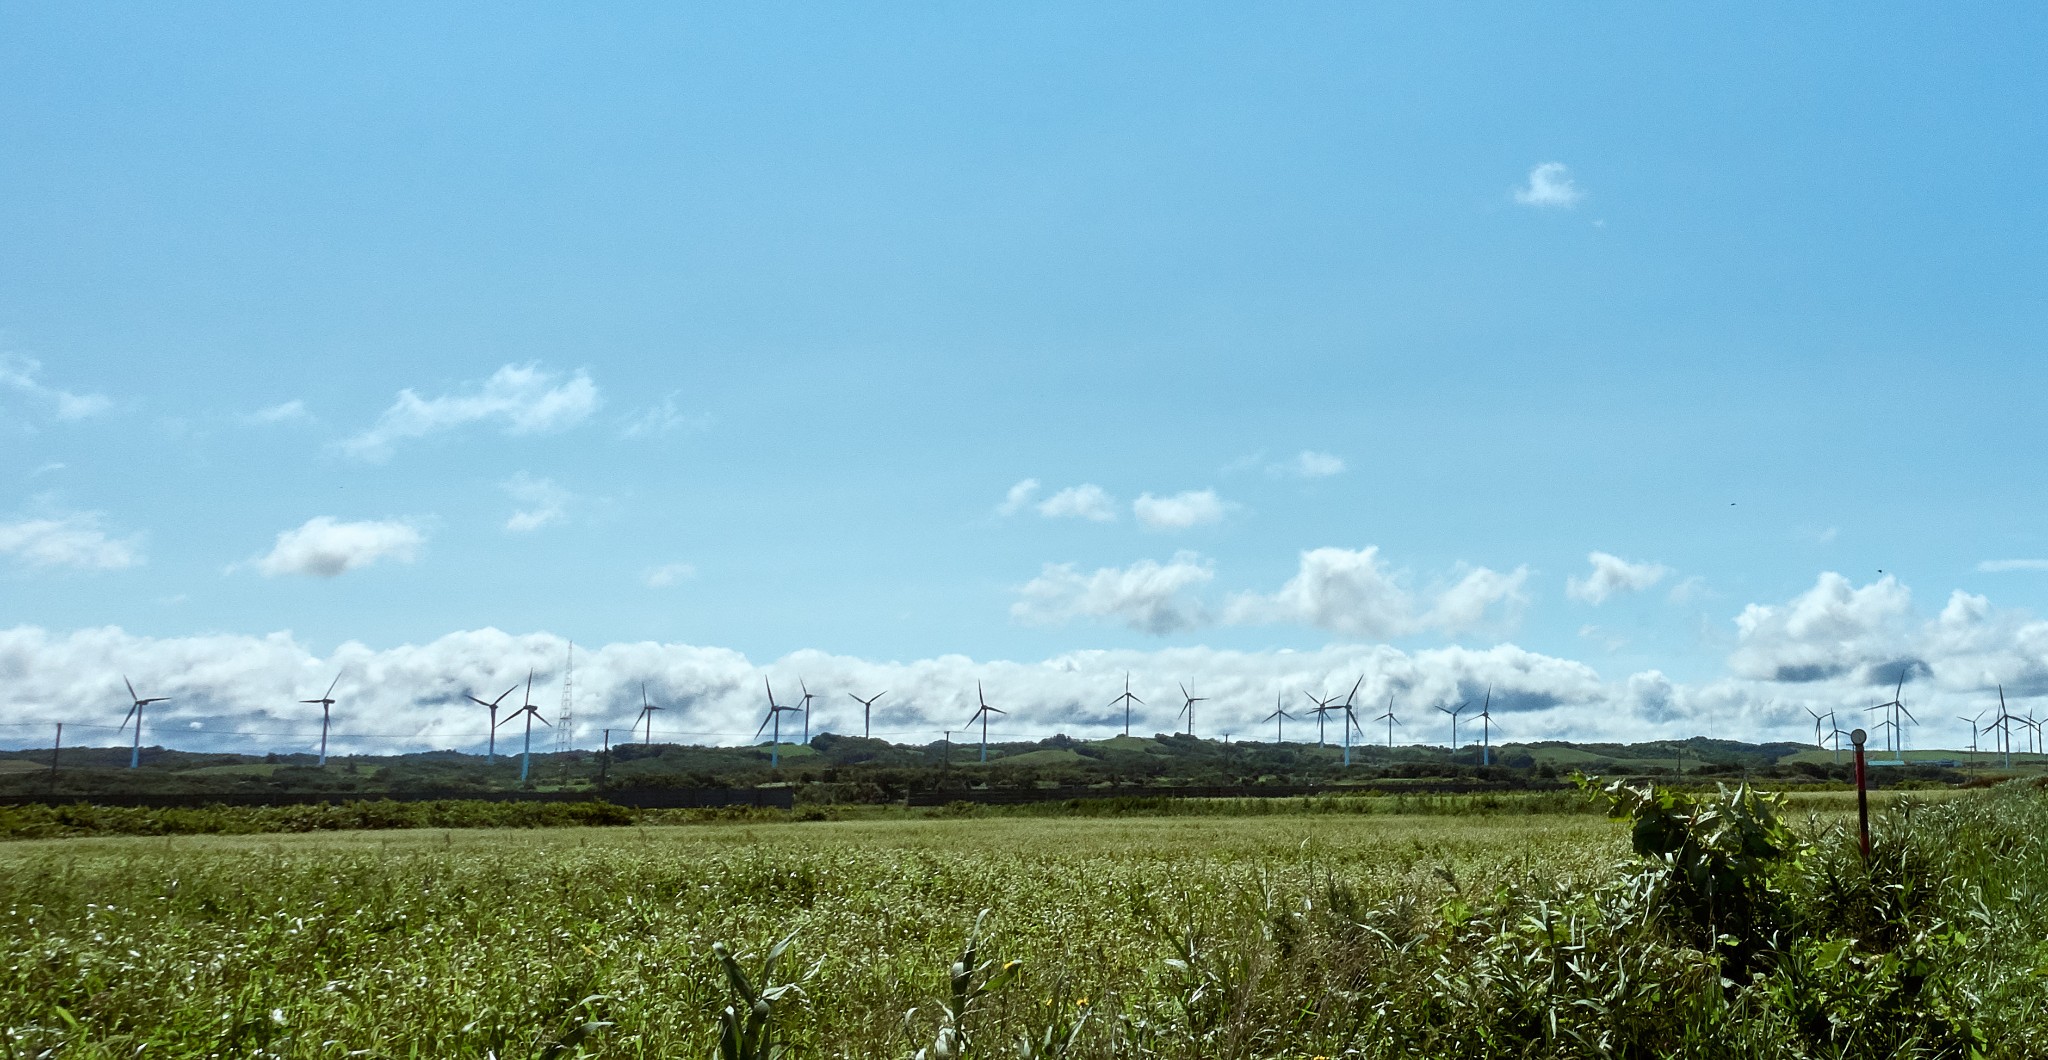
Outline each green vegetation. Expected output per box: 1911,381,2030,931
1,732,2003,804
2,782,2043,1057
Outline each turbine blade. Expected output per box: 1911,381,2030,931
325,673,342,699
124,675,137,701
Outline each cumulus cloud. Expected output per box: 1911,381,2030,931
238,400,310,426
1037,484,1118,522
0,512,142,570
1979,559,2048,573
502,472,570,533
644,562,696,588
1566,551,1672,605
1269,451,1346,479
1012,551,1214,634
338,363,599,460
1513,162,1584,208
0,354,110,422
254,517,424,578
1133,489,1230,530
1729,573,1916,684
997,479,1041,516
1225,547,1525,637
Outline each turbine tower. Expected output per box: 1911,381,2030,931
965,682,1005,763
119,677,169,770
1376,694,1400,749
848,690,887,739
465,682,519,765
300,672,342,767
756,678,802,768
633,682,663,745
495,671,550,784
1263,690,1295,743
796,679,818,744
1176,683,1206,737
1436,699,1470,760
1109,674,1143,738
1338,676,1365,767
1476,686,1495,766
1303,690,1341,746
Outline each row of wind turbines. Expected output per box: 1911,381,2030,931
99,670,2044,777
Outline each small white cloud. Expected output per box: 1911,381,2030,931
0,512,142,570
1225,546,1525,637
1037,484,1118,522
1566,552,1671,605
1426,564,1531,632
1133,489,1230,530
1513,162,1584,209
338,363,599,461
29,462,65,478
997,479,1041,516
239,400,310,426
255,517,423,578
0,354,110,422
502,472,570,533
1978,559,2048,573
644,562,697,588
1012,551,1213,634
1269,451,1345,479
617,393,708,439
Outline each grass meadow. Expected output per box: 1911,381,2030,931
2,787,2043,1058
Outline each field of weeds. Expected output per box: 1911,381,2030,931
2,784,2042,1058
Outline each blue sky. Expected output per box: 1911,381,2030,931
3,5,2046,753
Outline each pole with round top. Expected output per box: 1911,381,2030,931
1851,727,1871,861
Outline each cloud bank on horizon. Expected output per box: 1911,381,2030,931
3,570,2044,758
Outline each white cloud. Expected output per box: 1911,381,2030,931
1729,572,1915,683
997,479,1041,516
1012,551,1214,634
1979,559,2048,573
239,400,310,426
0,512,142,570
1226,547,1526,637
254,517,424,578
502,473,570,533
1269,451,1346,479
644,562,697,588
1037,484,1118,522
1566,551,1672,605
1426,564,1531,632
0,354,110,422
617,393,708,439
338,363,599,461
1226,547,1413,636
1133,489,1230,530
1513,162,1584,209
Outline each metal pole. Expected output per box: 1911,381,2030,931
1852,728,1871,862
49,723,61,794
600,728,610,785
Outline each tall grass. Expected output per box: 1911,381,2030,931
0,785,2041,1057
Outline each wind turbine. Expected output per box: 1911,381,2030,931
300,672,341,766
465,682,519,765
796,679,818,744
1475,686,1496,766
1870,672,1913,760
633,683,663,745
1804,706,1830,753
1995,686,2014,769
494,671,550,784
756,678,802,768
1376,694,1400,749
1109,674,1143,737
1176,683,1205,737
848,690,887,738
1303,689,1341,746
965,682,1005,763
1263,690,1295,743
119,677,169,770
1959,711,1984,768
1337,676,1365,767
1436,699,1470,760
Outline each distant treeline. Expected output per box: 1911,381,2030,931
0,798,793,841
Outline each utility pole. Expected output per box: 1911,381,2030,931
49,723,61,794
599,727,611,786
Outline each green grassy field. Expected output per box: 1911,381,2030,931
2,787,2042,1058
